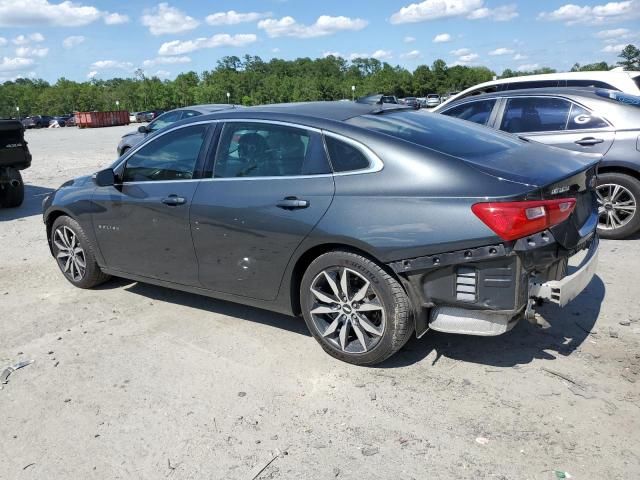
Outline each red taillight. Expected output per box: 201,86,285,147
472,198,576,241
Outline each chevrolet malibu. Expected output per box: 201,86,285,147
43,102,600,365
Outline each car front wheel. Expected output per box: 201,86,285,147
596,172,640,239
300,250,413,365
51,216,111,288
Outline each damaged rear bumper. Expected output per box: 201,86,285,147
389,231,599,337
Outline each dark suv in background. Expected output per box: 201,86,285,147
22,116,53,129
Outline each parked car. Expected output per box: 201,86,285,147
49,115,73,127
0,119,31,207
135,111,151,123
403,97,421,109
44,101,599,365
438,87,640,239
129,112,138,123
356,94,400,105
425,94,441,108
117,104,235,156
434,70,640,112
22,115,53,129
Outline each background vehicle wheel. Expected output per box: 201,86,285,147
300,250,413,365
51,216,111,288
596,172,640,240
0,168,24,208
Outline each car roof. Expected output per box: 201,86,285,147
441,86,623,104
172,104,234,113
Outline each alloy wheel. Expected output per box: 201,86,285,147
53,226,87,282
308,267,386,354
596,183,637,231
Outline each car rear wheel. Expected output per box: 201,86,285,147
0,168,24,208
300,250,413,365
51,216,111,288
596,172,640,239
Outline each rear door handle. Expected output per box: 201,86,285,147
276,197,309,210
575,137,604,146
162,195,186,206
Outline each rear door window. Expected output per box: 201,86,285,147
214,122,330,178
500,97,572,133
441,99,497,125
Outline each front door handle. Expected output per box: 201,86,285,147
276,197,309,210
162,195,186,206
575,137,604,146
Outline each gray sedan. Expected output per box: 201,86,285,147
117,104,236,156
438,88,640,239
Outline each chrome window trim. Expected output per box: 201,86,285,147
113,117,384,184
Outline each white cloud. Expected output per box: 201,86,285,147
538,1,639,25
13,33,44,45
272,47,280,53
401,49,421,59
206,10,271,25
601,43,627,53
258,15,367,38
391,0,483,23
450,47,471,56
103,12,129,25
0,56,34,73
158,33,257,55
142,55,191,67
90,59,133,70
155,70,171,78
596,28,630,38
323,51,342,58
467,4,518,21
390,0,518,24
349,50,393,60
15,46,48,57
513,53,527,60
0,37,7,46
404,35,416,43
489,47,514,56
87,70,97,79
458,53,478,62
141,3,199,35
517,63,540,70
62,35,85,49
0,0,126,27
433,33,452,43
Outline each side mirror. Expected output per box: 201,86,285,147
138,125,148,134
95,168,115,187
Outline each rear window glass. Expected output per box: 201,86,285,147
346,111,522,158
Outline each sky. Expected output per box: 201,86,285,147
0,0,639,83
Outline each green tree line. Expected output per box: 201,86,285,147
1,44,638,118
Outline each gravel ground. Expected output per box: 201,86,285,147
1,125,639,480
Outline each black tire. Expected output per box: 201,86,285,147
596,172,640,240
300,250,413,365
51,216,111,288
0,168,24,208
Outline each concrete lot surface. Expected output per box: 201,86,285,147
1,125,639,479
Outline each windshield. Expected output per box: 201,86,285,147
346,110,523,158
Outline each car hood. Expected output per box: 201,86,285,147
460,140,601,188
121,130,142,139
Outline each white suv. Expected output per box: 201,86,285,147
433,70,640,112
